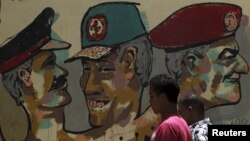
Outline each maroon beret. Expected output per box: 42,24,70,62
149,3,242,50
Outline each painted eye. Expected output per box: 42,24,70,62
82,64,90,71
98,67,115,72
224,52,234,59
187,56,195,64
41,54,56,69
97,61,115,72
42,59,56,69
218,49,238,60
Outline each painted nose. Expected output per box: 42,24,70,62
234,55,249,74
84,70,102,95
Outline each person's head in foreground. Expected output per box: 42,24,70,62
149,74,180,119
178,95,206,126
149,74,192,141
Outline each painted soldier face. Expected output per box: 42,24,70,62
180,38,249,108
80,48,140,126
20,51,71,108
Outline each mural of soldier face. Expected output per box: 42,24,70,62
20,51,71,108
179,38,249,108
80,48,141,126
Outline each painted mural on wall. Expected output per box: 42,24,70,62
64,2,158,141
149,3,249,110
0,1,249,141
0,7,74,141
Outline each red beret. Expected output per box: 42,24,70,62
149,3,242,50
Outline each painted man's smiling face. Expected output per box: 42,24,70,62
80,50,140,126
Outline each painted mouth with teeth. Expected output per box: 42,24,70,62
86,94,111,111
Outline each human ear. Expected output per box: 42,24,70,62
121,46,137,80
160,93,166,100
183,52,200,76
188,106,193,112
18,69,32,87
